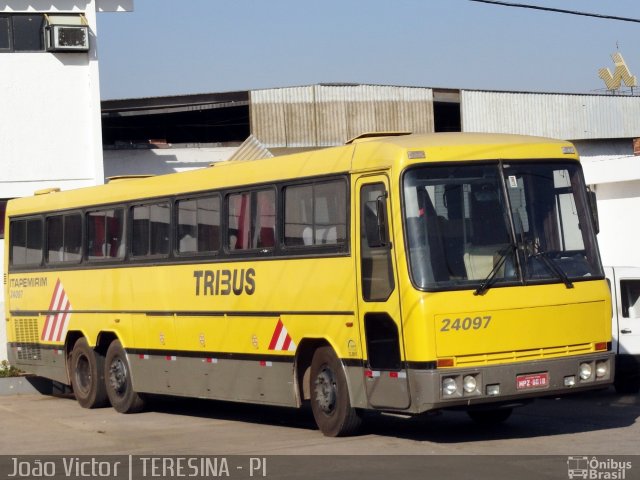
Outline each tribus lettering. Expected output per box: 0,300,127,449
193,268,256,296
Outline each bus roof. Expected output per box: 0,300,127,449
7,132,577,216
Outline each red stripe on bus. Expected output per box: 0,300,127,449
268,319,284,350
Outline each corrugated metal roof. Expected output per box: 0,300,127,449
226,134,273,162
461,90,640,140
250,85,434,148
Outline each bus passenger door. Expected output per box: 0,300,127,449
356,177,410,409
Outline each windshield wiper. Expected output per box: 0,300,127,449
532,250,574,289
474,244,516,296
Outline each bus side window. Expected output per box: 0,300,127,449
46,213,82,264
227,189,275,251
177,195,220,255
87,209,125,260
284,179,347,248
256,190,275,248
9,217,43,267
131,202,170,257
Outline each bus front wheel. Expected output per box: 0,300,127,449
70,337,108,408
104,340,145,413
309,346,362,437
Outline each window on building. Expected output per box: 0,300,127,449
0,14,85,53
12,15,45,51
0,16,10,51
0,14,46,52
0,199,9,238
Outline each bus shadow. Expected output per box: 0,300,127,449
139,387,639,442
361,388,640,442
144,395,319,432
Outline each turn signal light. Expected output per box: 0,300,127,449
437,358,454,368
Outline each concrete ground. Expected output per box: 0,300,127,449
0,385,638,480
0,387,637,456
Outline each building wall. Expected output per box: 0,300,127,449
103,147,238,177
0,0,131,361
461,90,640,140
251,85,435,147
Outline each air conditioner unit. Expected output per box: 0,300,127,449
45,25,89,52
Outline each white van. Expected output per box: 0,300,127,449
605,267,640,393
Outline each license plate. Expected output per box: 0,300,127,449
516,372,549,390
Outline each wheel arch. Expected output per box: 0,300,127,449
294,338,331,404
95,331,120,356
63,330,120,383
64,330,85,384
294,337,363,407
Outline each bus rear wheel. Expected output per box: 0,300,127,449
104,340,145,413
70,337,108,408
309,346,362,437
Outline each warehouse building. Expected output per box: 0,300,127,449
102,84,640,269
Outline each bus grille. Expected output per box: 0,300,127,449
454,343,594,366
14,318,42,361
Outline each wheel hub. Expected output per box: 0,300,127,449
75,355,91,392
314,366,337,414
108,357,127,395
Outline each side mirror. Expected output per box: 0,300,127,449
587,187,599,235
364,193,390,248
375,194,389,247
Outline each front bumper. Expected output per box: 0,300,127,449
406,352,614,414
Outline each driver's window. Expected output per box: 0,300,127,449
361,183,394,301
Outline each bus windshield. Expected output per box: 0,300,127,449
403,161,603,291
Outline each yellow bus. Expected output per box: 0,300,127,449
4,132,613,436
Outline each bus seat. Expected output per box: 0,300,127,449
463,244,505,280
322,226,337,244
312,226,338,244
179,233,197,253
302,227,313,245
258,227,275,248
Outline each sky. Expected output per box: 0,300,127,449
95,0,640,100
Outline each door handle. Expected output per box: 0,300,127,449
621,329,632,334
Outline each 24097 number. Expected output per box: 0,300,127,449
440,316,492,332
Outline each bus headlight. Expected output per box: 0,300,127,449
595,360,608,378
579,362,592,380
442,377,458,396
463,375,477,393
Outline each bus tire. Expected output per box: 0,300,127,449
467,407,513,425
104,340,145,413
309,346,362,437
70,337,108,408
